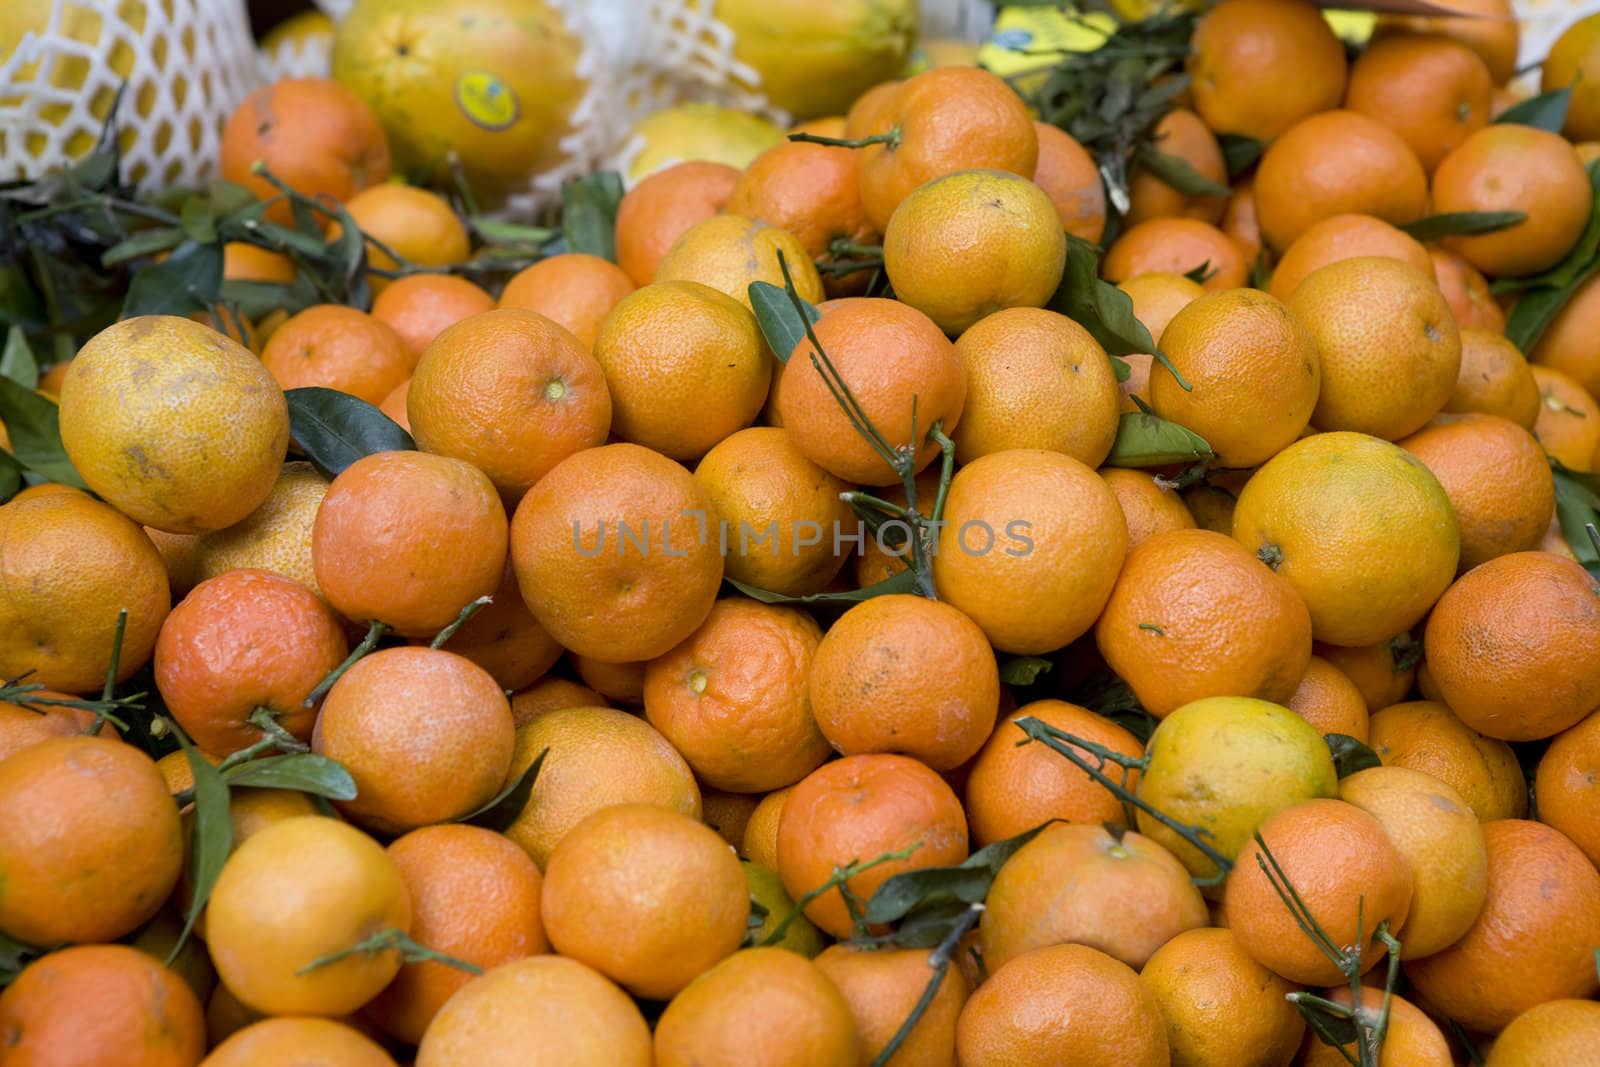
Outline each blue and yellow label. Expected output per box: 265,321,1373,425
455,71,520,132
978,7,1119,81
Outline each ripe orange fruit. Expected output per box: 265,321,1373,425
1096,529,1312,717
692,427,853,596
219,77,389,227
1255,111,1428,252
1430,245,1508,334
593,281,769,460
425,563,562,691
1425,551,1600,741
1287,655,1370,742
965,700,1144,847
206,816,411,1017
1150,288,1321,467
982,823,1207,971
0,944,205,1067
934,449,1126,654
814,945,967,1066
643,598,831,792
1406,819,1600,1032
313,647,514,833
201,1017,396,1067
572,654,647,704
409,307,612,498
706,794,760,852
1399,414,1554,570
499,253,636,350
1487,999,1600,1065
1267,213,1432,302
726,140,878,294
510,676,605,726
154,568,347,756
379,380,410,430
1127,109,1227,226
1346,35,1492,173
1032,122,1106,243
1140,927,1305,1066
312,450,508,637
809,593,998,770
542,803,747,1000
502,704,701,869
1533,364,1600,470
260,304,414,405
144,526,201,599
1447,327,1541,428
1369,700,1527,821
1536,709,1600,867
0,736,180,945
1532,272,1600,401
1296,986,1452,1067
1102,217,1248,290
1117,272,1204,346
0,490,170,693
1546,13,1600,141
882,169,1066,334
1186,0,1346,142
653,948,861,1067
1226,798,1413,984
1221,176,1263,262
0,693,104,764
335,184,469,289
224,242,296,285
1100,468,1196,554
1433,125,1593,277
615,161,740,286
370,273,495,357
777,754,967,939
365,825,548,1045
1374,0,1519,86
775,296,966,485
1316,636,1420,712
742,786,792,869
1232,432,1460,646
853,66,1038,232
956,943,1169,1066
653,214,824,310
414,956,652,1067
60,315,289,534
950,307,1120,466
509,442,723,662
194,461,328,596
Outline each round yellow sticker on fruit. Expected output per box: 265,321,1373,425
455,71,520,131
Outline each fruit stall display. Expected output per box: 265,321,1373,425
2,0,1600,1064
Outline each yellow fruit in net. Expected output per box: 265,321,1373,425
331,0,586,193
711,0,917,120
625,103,786,183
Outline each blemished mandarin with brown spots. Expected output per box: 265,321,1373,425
1102,217,1248,291
1139,927,1305,1067
653,213,824,311
1536,709,1600,867
312,647,515,834
1425,551,1600,741
0,736,181,946
259,304,414,406
1297,987,1452,1067
498,253,636,350
643,598,831,792
614,160,740,287
1287,655,1370,742
1447,328,1541,429
59,315,289,535
1031,121,1106,243
1126,108,1227,226
1405,819,1600,1032
1100,468,1196,554
311,449,508,638
1346,35,1492,173
777,754,968,939
809,594,998,771
726,140,878,295
1266,213,1431,302
1186,0,1346,141
1096,529,1313,717
371,272,495,357
1149,287,1321,468
542,804,747,1001
201,1017,398,1067
814,945,967,1067
1430,245,1507,334
409,307,612,500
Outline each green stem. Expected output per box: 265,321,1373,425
839,491,911,522
295,928,482,977
827,238,885,260
788,130,900,150
302,621,387,708
1586,522,1600,555
430,596,492,650
759,844,920,948
869,902,982,1067
244,706,309,753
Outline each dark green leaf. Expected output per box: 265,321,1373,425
726,568,917,605
998,656,1053,686
1399,211,1526,242
206,180,259,219
465,748,547,832
0,930,40,987
1135,144,1230,198
122,240,223,318
0,453,19,504
748,281,821,363
1218,133,1265,178
561,172,625,262
1325,733,1381,778
172,740,232,962
1,326,38,388
865,823,1052,925
285,387,414,479
1110,354,1131,382
884,899,975,949
101,225,185,267
220,754,358,800
1183,260,1215,285
1049,235,1160,358
220,277,318,320
1104,412,1214,467
1504,262,1600,354
1494,87,1572,133
324,203,372,310
0,378,84,486
1296,995,1362,1051
228,219,334,259
1249,252,1272,291
1552,459,1600,577
179,197,216,244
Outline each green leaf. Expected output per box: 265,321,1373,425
1049,235,1160,358
1104,412,1214,468
206,180,259,219
323,203,372,310
748,281,821,363
998,656,1053,686
865,822,1052,927
726,568,917,605
1505,263,1600,354
1494,87,1572,133
0,378,85,487
1217,133,1265,178
101,225,185,268
471,218,558,247
0,452,21,505
465,747,547,832
220,754,357,800
179,196,217,244
122,240,223,318
1325,733,1381,778
0,930,40,988
1294,995,1362,1052
883,899,975,949
1182,260,1214,286
1552,459,1600,578
220,278,318,320
285,387,415,479
1398,211,1527,242
1,326,39,388
172,740,232,963
231,220,334,260
561,171,625,262
1134,144,1230,198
